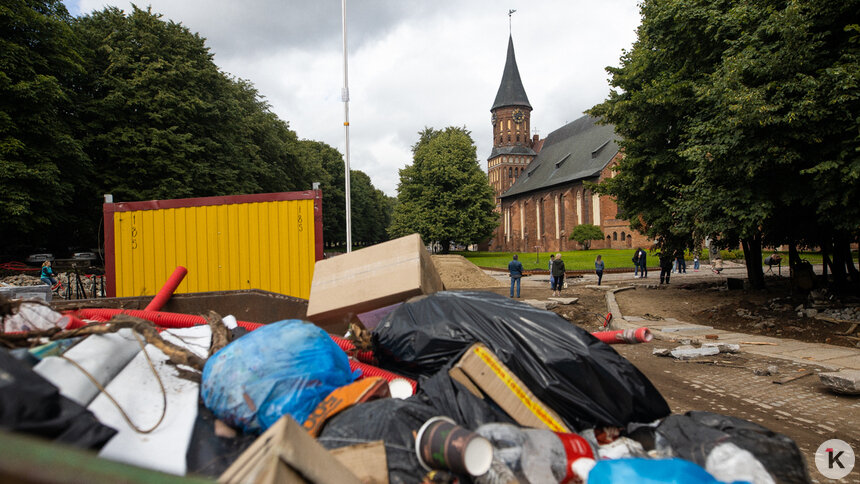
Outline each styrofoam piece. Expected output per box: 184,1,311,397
34,328,142,406
92,326,211,476
221,314,238,330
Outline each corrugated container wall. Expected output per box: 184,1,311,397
103,191,323,299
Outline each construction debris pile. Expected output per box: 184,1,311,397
0,234,811,483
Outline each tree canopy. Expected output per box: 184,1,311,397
569,224,604,250
591,0,860,288
389,127,497,252
0,2,390,254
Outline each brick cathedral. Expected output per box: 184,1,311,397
486,35,651,253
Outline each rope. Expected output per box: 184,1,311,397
60,330,168,434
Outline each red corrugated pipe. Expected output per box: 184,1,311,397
144,266,187,312
349,360,417,393
329,334,376,363
592,327,652,344
68,308,258,330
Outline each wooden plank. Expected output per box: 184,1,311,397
773,371,814,385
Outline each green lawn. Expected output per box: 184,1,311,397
457,249,855,271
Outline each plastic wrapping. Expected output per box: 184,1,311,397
373,291,669,429
656,411,808,484
588,458,726,484
0,348,116,450
201,320,355,433
317,398,439,484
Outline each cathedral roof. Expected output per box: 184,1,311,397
491,36,532,111
500,115,620,199
488,145,537,160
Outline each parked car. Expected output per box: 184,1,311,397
25,253,54,265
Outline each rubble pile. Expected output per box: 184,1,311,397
0,234,814,483
0,274,42,286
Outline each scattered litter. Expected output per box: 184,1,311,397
818,369,860,395
653,348,672,357
754,366,780,377
705,334,719,340
670,345,720,360
740,341,779,346
701,342,740,354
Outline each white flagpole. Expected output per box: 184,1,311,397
342,0,352,252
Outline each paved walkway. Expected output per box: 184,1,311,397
484,263,860,372
603,285,860,371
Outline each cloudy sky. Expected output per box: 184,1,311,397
64,0,641,196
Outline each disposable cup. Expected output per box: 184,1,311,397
388,378,414,399
415,416,493,476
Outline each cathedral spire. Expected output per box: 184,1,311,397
492,35,532,111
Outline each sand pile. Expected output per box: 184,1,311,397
431,255,503,289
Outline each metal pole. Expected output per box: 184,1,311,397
342,0,352,252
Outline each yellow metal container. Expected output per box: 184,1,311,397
104,191,322,299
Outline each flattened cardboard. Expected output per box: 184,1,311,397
306,234,443,331
449,343,571,433
330,441,389,484
219,415,360,484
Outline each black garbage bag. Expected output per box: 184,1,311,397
0,348,116,450
317,398,438,484
656,411,809,484
414,366,516,429
372,291,670,430
185,401,257,477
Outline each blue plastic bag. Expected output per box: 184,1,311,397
201,320,355,433
588,458,749,484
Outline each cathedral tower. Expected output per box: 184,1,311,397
487,35,537,206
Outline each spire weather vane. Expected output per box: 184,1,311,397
508,9,516,33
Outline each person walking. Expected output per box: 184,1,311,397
693,254,700,271
639,249,648,278
595,255,605,286
40,261,58,287
678,253,687,273
508,254,524,298
551,253,566,296
632,249,640,277
659,251,673,284
548,254,555,289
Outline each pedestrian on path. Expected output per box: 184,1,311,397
595,255,605,286
508,254,524,298
549,254,555,289
551,253,566,296
678,253,686,273
693,254,700,271
633,248,641,277
639,250,648,278
659,251,673,284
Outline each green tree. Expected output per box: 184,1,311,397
0,0,87,250
569,224,604,250
389,127,497,252
592,0,860,289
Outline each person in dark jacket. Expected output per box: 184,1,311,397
595,255,605,285
551,253,566,296
508,254,524,298
659,251,673,284
638,249,648,278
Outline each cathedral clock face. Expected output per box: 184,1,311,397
512,109,525,124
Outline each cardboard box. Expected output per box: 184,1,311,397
449,343,571,433
306,234,443,331
219,415,360,484
330,441,389,484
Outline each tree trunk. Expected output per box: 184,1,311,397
441,240,451,254
742,235,765,289
788,243,800,267
838,234,859,283
831,235,847,288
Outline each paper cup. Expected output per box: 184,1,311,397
415,416,493,477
